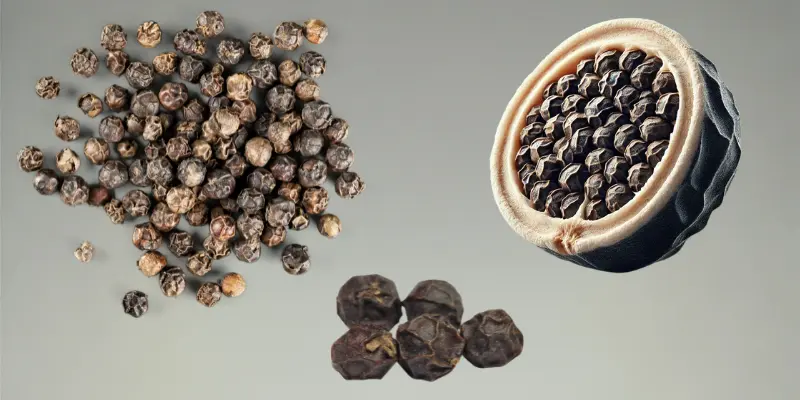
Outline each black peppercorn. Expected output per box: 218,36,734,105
297,158,327,188
460,309,524,368
325,118,349,143
639,116,672,142
274,21,304,51
613,123,639,153
558,163,588,192
104,85,129,112
298,51,326,78
295,78,321,102
70,48,99,77
528,180,557,211
584,173,609,200
196,282,223,307
585,148,614,174
159,266,186,297
613,85,640,115
157,82,188,111
106,51,129,76
105,199,126,224
598,70,630,98
619,49,647,72
33,169,60,195
554,137,574,164
628,163,654,192
555,74,579,96
542,82,557,99
578,73,601,98
561,94,587,115
326,143,354,173
302,187,329,215
560,192,584,218
54,116,81,141
595,50,621,76
249,32,273,59
604,156,630,184
534,154,561,181
630,57,662,90
144,139,166,161
174,29,207,56
233,237,261,263
98,116,125,143
585,198,610,220
217,38,245,65
266,85,295,114
132,222,162,250
236,188,265,215
122,290,148,318
58,175,89,206
166,185,196,214
166,136,191,163
203,235,230,260
122,189,151,217
585,96,614,127
403,280,464,327
100,23,127,51
605,183,634,212
150,202,180,232
656,93,679,123
543,115,565,141
569,126,594,160
187,251,212,276
281,243,310,275
179,55,205,83
591,112,626,149
397,315,465,382
77,93,103,118
195,10,224,37
331,326,398,381
126,61,155,89
88,186,111,207
652,70,678,97
289,206,310,231
266,121,292,154
236,213,265,241
624,139,648,165
539,95,563,121
224,154,248,178
544,188,568,218
35,76,60,99
267,155,295,182
332,171,364,199
336,274,402,329
146,156,174,186
576,59,594,78
265,196,294,228
646,140,669,167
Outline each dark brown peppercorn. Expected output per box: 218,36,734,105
232,100,257,124
106,51,129,76
335,172,365,199
217,39,245,65
325,118,349,143
299,51,326,78
266,85,296,114
528,180,557,211
280,111,304,135
203,235,231,260
98,160,128,189
34,169,60,195
585,148,614,174
185,202,209,226
619,49,647,72
179,55,205,83
196,11,225,37
55,116,81,141
595,50,621,76
144,139,166,161
187,251,212,276
242,137,272,168
560,192,584,218
561,94,587,115
71,48,99,77
17,146,44,172
153,51,178,75
628,163,654,192
237,213,265,240
563,113,590,138
331,326,398,381
267,155,296,182
576,59,594,78
104,85,129,111
302,187,329,215
403,280,464,327
295,78,321,102
122,189,151,217
604,156,630,184
246,168,276,195
166,185,196,214
294,129,324,158
59,175,89,206
125,62,154,89
174,29,207,56
158,82,188,111
543,115,565,141
131,90,159,119
275,183,300,204
281,243,310,275
534,154,562,181
556,74,579,96
196,282,222,307
529,138,554,163
278,59,301,87
585,198,610,220
84,138,110,165
630,57,662,90
176,157,206,187
336,274,402,329
180,99,206,123
224,154,248,177
100,24,127,51
274,21,304,51
584,173,609,200
166,137,191,162
165,230,193,257
99,116,125,143
266,196,295,227
460,309,524,368
578,73,601,98
202,169,236,200
210,214,236,241
233,237,261,263
260,225,286,247
237,188,266,215
653,71,678,96
397,315,465,382
150,202,180,232
624,139,648,165
606,183,634,212
159,266,186,297
554,137,573,164
613,85,640,115
122,290,148,318
569,127,594,160
592,113,628,149
132,222,162,250
646,140,669,167
290,206,310,230
146,156,174,186
326,143,354,172
544,188,568,218
249,32,273,59
599,70,630,98
585,96,614,127
639,116,672,142
105,199,126,224
539,95,563,120
542,82,557,98
199,64,224,97
35,76,60,99
656,93,680,123
78,93,103,118
558,163,588,192
298,158,328,188
614,123,639,153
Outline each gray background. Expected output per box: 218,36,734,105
2,0,798,398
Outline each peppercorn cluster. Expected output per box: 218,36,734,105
18,11,364,318
331,275,524,381
515,49,679,220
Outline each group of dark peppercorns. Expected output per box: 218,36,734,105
331,275,524,381
22,11,365,318
515,49,679,220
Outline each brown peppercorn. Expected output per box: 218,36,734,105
331,326,398,381
233,237,261,263
83,138,110,165
242,137,272,168
277,182,302,203
77,93,103,118
166,230,194,257
221,273,246,297
158,266,186,297
132,223,162,251
326,143,354,172
266,121,293,154
137,21,162,48
274,21,303,51
303,19,328,44
158,82,188,111
35,76,60,99
153,52,178,75
54,116,81,141
196,10,225,37
249,32,273,59
187,251,212,276
280,111,304,134
281,244,310,275
302,100,333,130
74,241,94,263
217,38,245,65
203,235,231,260
174,29,207,56
137,250,167,277
150,202,180,232
290,206,310,231
294,129,325,157
131,90,160,118
59,175,89,206
302,186,329,215
185,202,209,227
295,78,321,102
232,100,257,124
33,169,60,196
299,51,326,78
260,225,286,247
98,160,129,189
335,171,365,199
192,139,213,162
266,196,296,227
166,136,191,162
324,118,349,143
116,140,138,159
460,309,524,369
196,282,223,307
122,189,152,217
278,59,301,86
125,61,155,89
55,148,80,174
104,85,129,111
237,213,265,240
318,214,341,238
166,185,196,214
298,158,328,188
71,48,99,77
269,155,297,182
266,85,296,114
105,50,129,76
104,199,126,224
100,24,127,51
226,73,253,102
99,116,125,143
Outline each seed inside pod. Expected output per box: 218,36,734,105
491,18,741,272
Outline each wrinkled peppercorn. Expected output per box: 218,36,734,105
159,266,186,297
126,61,155,89
122,189,151,217
137,250,167,277
249,32,273,59
71,48,99,77
137,21,162,48
98,160,129,189
122,290,148,318
187,251,212,276
403,280,464,327
281,243,310,275
17,146,44,172
78,93,103,118
196,282,222,307
153,51,178,75
128,159,150,186
298,158,327,188
35,76,60,99
106,51,129,76
278,59,301,87
74,241,94,263
33,169,60,195
274,21,303,51
179,55,205,83
132,222,162,250
326,143,354,173
166,185,196,214
335,172,365,199
174,29,207,56
302,100,333,130
233,237,261,263
260,225,286,247
397,315,465,382
105,199,126,224
217,39,245,65
606,183,634,212
331,326,398,381
54,116,81,142
150,202,180,232
98,116,125,143
60,175,89,206
336,274,402,329
301,187,328,215
460,309,524,368
220,273,246,297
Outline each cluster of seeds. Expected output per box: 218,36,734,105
331,275,524,381
19,12,365,318
515,49,679,220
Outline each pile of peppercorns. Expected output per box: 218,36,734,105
22,11,365,318
515,49,678,220
331,275,524,381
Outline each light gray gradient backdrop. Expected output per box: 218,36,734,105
2,0,798,399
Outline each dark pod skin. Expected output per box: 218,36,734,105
336,275,403,330
402,280,464,327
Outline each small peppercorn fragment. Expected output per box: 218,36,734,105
396,315,465,382
60,175,89,206
137,21,161,47
403,280,464,327
78,93,103,118
221,273,246,297
159,266,186,297
33,169,60,195
35,76,60,99
460,309,524,368
71,48,99,77
335,172,365,199
196,282,222,307
132,223,162,251
281,244,310,275
74,241,94,263
122,290,148,318
318,214,341,238
336,274,402,330
331,326,398,381
105,199,126,224
137,250,167,277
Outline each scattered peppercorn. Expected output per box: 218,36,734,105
331,326,398,380
336,274,402,329
35,76,60,99
221,273,246,297
74,241,94,263
281,243,310,275
396,315,465,381
122,290,148,318
196,282,222,307
403,280,464,327
460,309,524,368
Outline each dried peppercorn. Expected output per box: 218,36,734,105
146,156,174,186
302,100,333,130
158,82,189,111
137,250,167,277
174,29,207,56
281,244,310,275
78,93,103,118
187,251,212,276
243,137,272,168
126,61,155,89
132,223,162,251
605,183,634,212
203,235,230,260
278,59,301,86
122,190,151,217
196,10,225,37
165,230,194,257
628,163,654,192
299,51,326,78
318,214,341,238
326,143,354,172
331,326,398,381
460,309,524,368
584,173,609,200
60,175,89,206
17,146,44,172
396,315,465,381
159,266,186,297
98,160,129,189
639,116,672,142
303,19,328,44
646,140,669,167
153,51,178,75
336,274,402,329
105,199,126,224
290,206,310,230
150,202,180,232
277,182,302,203
266,85,295,114
335,172,365,199
236,213,265,240
261,225,286,247
274,21,303,50
130,90,159,118
302,187,329,215
294,78,321,102
403,280,464,327
585,198,609,220
166,185,196,214
88,186,112,208
137,21,162,48
233,237,261,263
179,55,206,83
104,85,129,112
54,116,81,142
74,241,94,263
249,32,273,59
122,290,148,318
220,273,246,297
71,48,99,77
33,169,60,195
128,159,150,186
106,51,129,76
35,76,60,99
196,282,222,307
202,169,236,200
298,158,327,188
98,116,125,143
217,39,245,65
325,118,349,143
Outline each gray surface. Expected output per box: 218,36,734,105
2,0,799,398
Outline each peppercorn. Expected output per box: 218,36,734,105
54,116,80,142
198,65,224,97
145,156,173,186
77,93,103,118
254,223,283,248
87,186,110,207
233,237,261,263
560,192,584,218
302,186,329,215
297,51,325,79
639,116,672,142
646,140,669,167
578,73,601,98
576,59,594,78
166,185,196,214
136,21,161,47
556,74,579,96
265,85,295,115
603,156,630,184
105,51,129,76
334,172,365,199
302,19,328,44
59,175,89,206
613,84,639,115
528,137,553,163
605,183,634,212
527,180,556,211
203,235,230,260
324,118,349,143
223,154,247,178
149,52,176,77
630,57,662,90
301,101,332,131
331,326,398,381
282,243,310,275
122,190,151,217
151,183,169,204
186,251,212,276
285,206,307,230
233,188,264,215
585,148,614,174
132,223,162,250
15,146,43,173
403,280,464,327
165,137,190,163
35,76,60,99
591,113,626,149
613,123,638,153
196,10,225,37
97,116,124,144
543,115,565,141
157,266,185,297
598,70,630,99
239,137,272,168
217,39,245,65
295,159,326,189
233,214,262,241
624,139,648,165
100,86,128,112
122,290,148,318
544,188,568,218
655,93,680,123
70,48,98,77
73,241,94,263
125,61,154,89
174,29,207,56
105,199,126,224
326,143,354,173
459,309,523,368
336,274,402,329
156,82,188,111
126,159,148,187
249,32,273,59
137,250,167,277
33,169,60,195
595,49,621,76
278,59,301,86
97,160,128,189
585,198,610,220
196,282,222,307
148,202,179,232
585,96,614,127
290,79,320,104
533,154,560,181
396,315,465,381
202,169,235,200
628,163,654,192
274,21,303,50
179,55,205,83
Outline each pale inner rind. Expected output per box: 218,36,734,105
490,18,704,255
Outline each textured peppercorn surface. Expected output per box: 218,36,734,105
336,274,403,330
396,315,465,381
460,309,524,368
331,326,398,380
403,280,464,327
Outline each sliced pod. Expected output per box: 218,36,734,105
490,19,741,273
